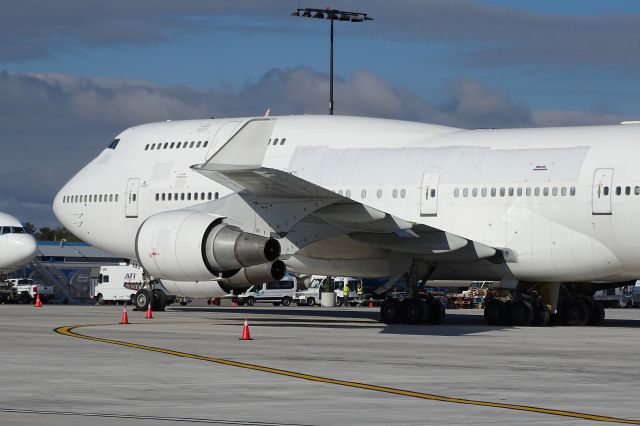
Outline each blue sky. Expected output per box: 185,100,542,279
1,0,639,225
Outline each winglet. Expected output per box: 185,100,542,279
205,118,275,169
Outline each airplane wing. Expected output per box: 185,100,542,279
191,118,498,265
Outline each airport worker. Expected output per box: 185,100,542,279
343,281,350,307
356,282,364,302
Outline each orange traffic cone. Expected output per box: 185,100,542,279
231,299,238,307
145,303,153,319
239,319,252,340
369,299,374,308
34,294,43,308
119,305,129,324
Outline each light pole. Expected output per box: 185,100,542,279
292,8,373,115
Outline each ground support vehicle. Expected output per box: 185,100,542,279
236,276,297,306
295,276,366,306
594,283,638,308
4,278,55,304
0,281,15,303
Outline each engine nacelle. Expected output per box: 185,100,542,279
136,210,280,281
219,260,286,289
160,279,233,299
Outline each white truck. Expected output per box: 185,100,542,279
4,278,56,304
295,276,364,306
93,264,177,310
236,275,298,306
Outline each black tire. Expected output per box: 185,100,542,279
246,297,255,306
21,293,31,304
134,289,153,311
272,302,280,306
506,300,534,326
152,289,167,311
401,299,425,324
180,301,188,306
380,299,401,324
484,299,506,325
307,297,315,306
282,297,291,307
563,299,590,326
96,294,105,305
532,309,551,326
588,301,605,326
426,299,446,324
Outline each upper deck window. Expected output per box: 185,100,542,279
108,139,120,149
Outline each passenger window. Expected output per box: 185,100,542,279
194,193,198,200
346,189,351,197
625,186,631,195
616,186,622,196
508,187,514,196
207,192,212,200
167,193,172,201
196,141,202,148
472,188,478,197
190,141,195,148
280,138,286,145
187,193,191,200
361,189,367,199
526,187,531,196
635,186,640,195
604,186,609,196
180,193,185,201
174,193,178,200
170,142,175,149
273,139,279,146
377,189,383,198
499,188,505,197
570,187,576,196
176,142,181,149
155,194,159,201
338,190,344,195
201,192,205,200
454,188,459,198
161,193,166,201
561,187,567,196
203,141,208,147
543,188,549,196
552,187,558,196
144,144,149,150
491,188,496,197
430,189,436,198
99,195,103,202
115,194,119,202
215,192,219,199
534,187,540,196
400,189,406,198
481,188,487,197
463,188,468,197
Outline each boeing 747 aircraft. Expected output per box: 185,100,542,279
0,212,37,271
53,115,640,326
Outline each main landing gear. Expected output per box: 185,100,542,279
379,261,446,325
483,283,605,327
134,288,168,312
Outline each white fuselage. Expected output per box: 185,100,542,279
0,212,37,271
53,116,640,289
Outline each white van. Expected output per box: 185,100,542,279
236,276,298,306
295,276,363,306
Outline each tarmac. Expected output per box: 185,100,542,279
1,303,640,426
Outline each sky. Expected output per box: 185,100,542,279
1,0,640,226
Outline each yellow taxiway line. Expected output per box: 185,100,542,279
55,324,640,424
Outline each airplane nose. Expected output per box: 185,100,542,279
6,233,37,267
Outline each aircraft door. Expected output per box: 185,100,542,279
125,178,140,218
420,172,440,216
592,168,613,215
205,121,242,160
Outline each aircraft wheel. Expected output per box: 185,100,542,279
484,298,506,325
425,299,446,324
531,308,551,326
380,299,401,324
563,299,590,326
401,299,425,324
152,289,167,311
134,289,153,311
506,300,534,326
588,301,605,326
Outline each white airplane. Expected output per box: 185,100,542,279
0,212,37,271
53,115,640,326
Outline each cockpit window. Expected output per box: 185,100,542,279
0,226,26,235
108,139,120,149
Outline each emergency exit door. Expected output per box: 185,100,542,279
592,168,613,215
420,172,440,216
125,178,140,218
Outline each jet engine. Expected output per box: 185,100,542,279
136,210,280,281
219,260,286,289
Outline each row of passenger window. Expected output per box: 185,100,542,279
155,191,219,202
334,188,408,199
144,141,209,151
62,194,119,204
453,186,576,198
603,185,640,196
268,138,287,146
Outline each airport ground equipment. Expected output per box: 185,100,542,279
593,281,640,308
295,275,366,306
4,278,55,304
236,275,298,306
100,264,176,311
